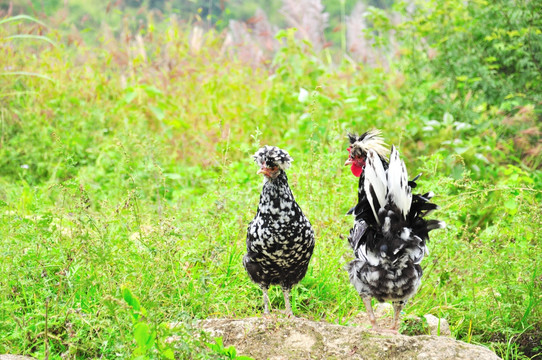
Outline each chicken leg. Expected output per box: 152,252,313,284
261,285,271,315
283,287,293,316
391,300,406,332
362,295,378,329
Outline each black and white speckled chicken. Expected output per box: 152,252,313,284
244,145,315,316
344,130,445,332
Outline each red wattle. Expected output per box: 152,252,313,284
351,163,363,177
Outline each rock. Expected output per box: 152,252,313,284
374,302,393,317
424,314,452,337
198,317,501,360
349,304,451,337
0,356,36,360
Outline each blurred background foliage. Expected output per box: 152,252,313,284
0,0,541,359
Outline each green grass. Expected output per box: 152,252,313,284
1,13,541,360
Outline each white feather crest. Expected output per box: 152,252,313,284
253,145,293,170
351,129,389,160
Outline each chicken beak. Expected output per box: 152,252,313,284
257,166,277,177
344,158,353,166
257,167,268,176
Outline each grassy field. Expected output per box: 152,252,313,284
1,9,541,360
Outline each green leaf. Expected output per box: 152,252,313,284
206,337,227,353
122,287,147,319
161,348,175,359
454,147,468,155
124,91,137,104
443,112,454,125
214,336,224,348
224,345,237,357
134,322,154,350
275,29,288,40
143,85,163,96
122,287,141,312
504,199,518,215
474,153,490,163
149,105,165,121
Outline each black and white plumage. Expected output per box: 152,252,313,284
344,131,445,332
244,145,315,316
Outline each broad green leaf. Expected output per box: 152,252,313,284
124,91,137,104
474,153,490,163
454,147,468,155
225,345,237,356
504,199,518,215
122,287,140,311
161,348,175,359
134,322,153,349
443,112,454,125
149,105,165,121
143,85,163,96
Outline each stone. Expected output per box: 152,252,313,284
424,314,452,337
197,317,501,360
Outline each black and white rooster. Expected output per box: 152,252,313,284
244,145,315,316
344,130,445,332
